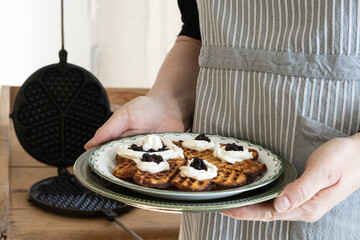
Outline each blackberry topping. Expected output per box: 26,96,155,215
141,153,164,164
225,143,244,151
129,143,168,152
194,133,211,142
147,145,168,152
190,157,208,171
129,144,143,151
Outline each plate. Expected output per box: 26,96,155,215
74,147,297,213
88,133,284,200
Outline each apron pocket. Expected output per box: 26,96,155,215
293,115,348,175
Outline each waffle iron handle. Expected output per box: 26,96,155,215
59,0,67,66
59,49,67,65
101,209,143,240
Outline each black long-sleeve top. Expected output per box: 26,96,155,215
178,0,201,41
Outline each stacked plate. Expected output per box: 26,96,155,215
73,133,297,213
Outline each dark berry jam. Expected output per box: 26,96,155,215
129,143,168,152
129,144,143,151
190,157,208,171
194,133,211,142
225,143,244,151
141,153,164,164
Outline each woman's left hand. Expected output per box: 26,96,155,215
221,133,360,222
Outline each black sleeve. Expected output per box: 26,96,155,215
177,0,201,41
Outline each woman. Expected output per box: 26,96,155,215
86,0,360,239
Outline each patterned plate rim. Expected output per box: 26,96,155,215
88,133,284,199
74,148,297,212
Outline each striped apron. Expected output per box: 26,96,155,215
179,0,360,239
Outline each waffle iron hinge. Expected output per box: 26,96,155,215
57,166,71,176
0,231,7,240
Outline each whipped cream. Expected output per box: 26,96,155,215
137,159,170,174
179,159,218,181
142,135,163,151
213,145,253,164
182,138,216,151
117,135,184,162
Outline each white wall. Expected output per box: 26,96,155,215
0,0,182,90
146,0,183,88
0,0,91,88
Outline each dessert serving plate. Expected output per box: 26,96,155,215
87,133,285,201
74,145,297,213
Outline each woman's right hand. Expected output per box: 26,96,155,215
85,36,201,150
84,95,188,150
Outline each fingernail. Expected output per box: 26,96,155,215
220,211,230,216
84,139,92,149
275,195,291,213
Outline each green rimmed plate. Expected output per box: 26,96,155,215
88,133,285,201
73,146,297,213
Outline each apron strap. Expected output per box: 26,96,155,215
199,46,360,81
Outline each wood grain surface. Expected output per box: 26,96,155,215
0,86,10,238
0,86,181,240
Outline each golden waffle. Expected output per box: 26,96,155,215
233,159,267,183
213,159,267,185
180,157,248,190
133,158,186,189
174,140,266,189
249,149,259,160
171,173,214,191
113,155,137,180
173,140,214,161
174,141,226,170
113,138,267,192
211,168,247,190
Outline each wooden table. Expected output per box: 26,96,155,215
0,86,181,240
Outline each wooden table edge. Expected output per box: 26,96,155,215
1,86,183,240
0,86,10,237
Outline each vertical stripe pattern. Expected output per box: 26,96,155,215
181,0,360,240
184,68,360,240
193,69,360,161
199,0,360,56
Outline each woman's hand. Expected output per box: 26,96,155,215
84,95,188,150
84,36,201,150
221,133,360,222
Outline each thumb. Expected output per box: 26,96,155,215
273,168,336,213
84,111,129,150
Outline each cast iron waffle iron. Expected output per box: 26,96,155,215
10,42,143,240
28,174,130,218
10,1,142,239
11,49,110,168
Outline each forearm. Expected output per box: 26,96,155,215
147,36,201,129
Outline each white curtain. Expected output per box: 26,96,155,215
93,0,182,88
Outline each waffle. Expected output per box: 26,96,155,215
113,138,267,192
113,155,137,180
176,158,248,190
133,158,186,189
174,140,258,162
171,173,214,191
249,149,259,160
174,140,266,189
233,159,267,183
211,167,247,190
173,140,214,161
